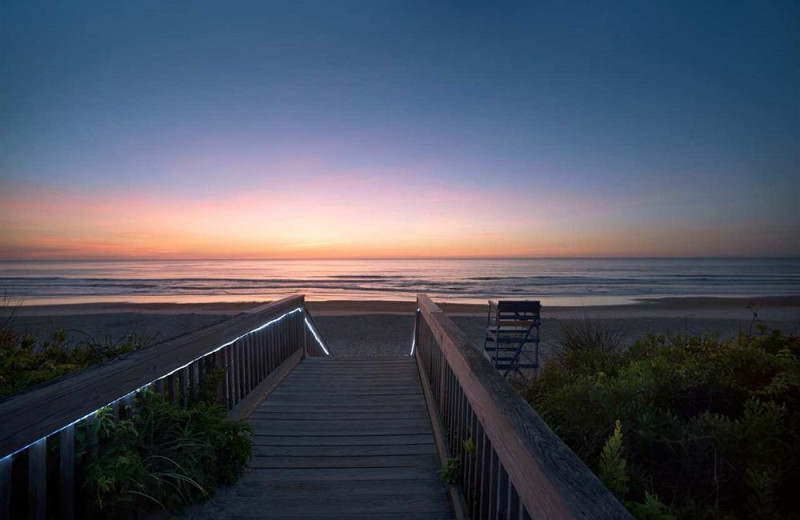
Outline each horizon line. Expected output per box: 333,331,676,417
1,255,799,262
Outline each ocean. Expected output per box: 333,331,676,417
1,258,798,306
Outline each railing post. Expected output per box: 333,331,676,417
1,455,11,519
181,367,190,407
411,306,420,357
28,438,46,520
301,308,309,358
60,425,75,520
221,347,232,409
215,352,227,407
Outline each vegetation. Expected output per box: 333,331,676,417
0,323,150,398
440,456,461,485
1,309,253,517
558,316,626,355
75,383,253,518
521,325,800,520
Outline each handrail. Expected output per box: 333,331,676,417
0,294,329,519
413,294,632,520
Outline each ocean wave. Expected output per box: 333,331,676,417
2,258,799,302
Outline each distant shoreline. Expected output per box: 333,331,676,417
8,295,800,320
6,296,798,360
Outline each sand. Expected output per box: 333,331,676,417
5,297,799,358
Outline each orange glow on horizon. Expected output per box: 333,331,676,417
0,179,793,260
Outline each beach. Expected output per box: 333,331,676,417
7,296,799,359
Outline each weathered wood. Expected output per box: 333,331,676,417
498,463,509,520
0,295,305,459
215,349,228,408
0,456,11,519
417,294,632,520
231,477,445,497
264,395,425,406
253,444,437,457
251,434,435,446
272,373,419,382
232,339,241,405
207,494,450,516
237,466,440,481
255,403,427,413
181,366,190,407
185,356,453,519
250,422,432,436
415,333,470,520
229,349,303,421
59,426,75,520
190,511,450,520
249,454,438,469
28,438,46,520
252,410,430,421
226,345,236,408
270,383,422,391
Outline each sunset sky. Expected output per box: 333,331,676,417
1,1,798,259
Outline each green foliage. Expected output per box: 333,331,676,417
599,420,629,498
523,328,800,520
462,436,476,456
628,493,675,520
440,456,461,485
77,387,253,518
0,324,150,397
1,302,251,517
559,316,626,355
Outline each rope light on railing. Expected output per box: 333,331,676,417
160,307,305,379
1,306,311,463
1,384,142,464
303,317,330,355
409,308,420,356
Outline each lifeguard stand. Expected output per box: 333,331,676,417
483,300,541,377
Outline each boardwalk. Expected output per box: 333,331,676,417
185,356,453,519
3,295,630,519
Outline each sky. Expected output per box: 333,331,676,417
1,1,798,259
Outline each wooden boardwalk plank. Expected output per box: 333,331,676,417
251,434,434,446
255,404,427,413
230,478,445,497
253,444,437,457
251,410,430,421
183,356,453,519
248,453,439,469
210,514,451,520
209,494,450,515
229,467,439,482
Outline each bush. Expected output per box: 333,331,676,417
76,385,253,518
0,326,148,398
523,327,800,519
558,316,626,355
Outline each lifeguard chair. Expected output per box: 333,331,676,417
484,300,541,377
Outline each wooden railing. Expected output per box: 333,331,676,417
413,294,632,520
0,295,329,519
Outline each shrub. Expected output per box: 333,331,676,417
599,420,629,498
558,316,626,355
77,386,253,518
523,328,800,519
0,326,149,398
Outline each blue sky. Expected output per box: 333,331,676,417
1,1,798,258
